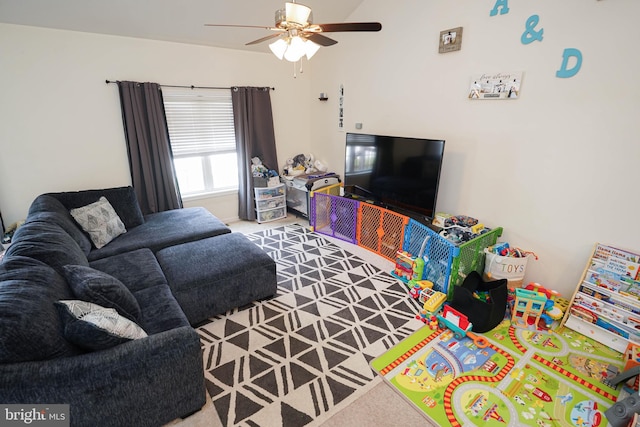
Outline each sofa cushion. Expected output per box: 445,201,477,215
27,195,92,255
89,248,168,293
55,300,147,351
62,265,141,321
47,186,145,229
70,196,127,249
132,285,191,334
87,207,231,261
88,249,191,332
5,221,89,273
0,256,81,363
156,232,277,324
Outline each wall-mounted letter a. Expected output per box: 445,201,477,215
490,0,510,16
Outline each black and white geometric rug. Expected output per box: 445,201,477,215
196,224,421,426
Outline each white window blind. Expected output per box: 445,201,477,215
163,88,236,157
162,87,239,197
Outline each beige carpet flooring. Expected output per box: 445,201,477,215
168,214,434,426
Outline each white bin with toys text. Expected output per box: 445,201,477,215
483,248,530,287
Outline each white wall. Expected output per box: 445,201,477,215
0,23,313,224
2,0,640,298
310,0,640,297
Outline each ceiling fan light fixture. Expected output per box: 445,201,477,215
305,40,321,59
269,38,287,60
283,35,306,62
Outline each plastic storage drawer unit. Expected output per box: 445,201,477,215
254,183,286,223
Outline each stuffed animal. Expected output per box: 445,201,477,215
283,153,327,176
314,159,328,172
251,157,270,178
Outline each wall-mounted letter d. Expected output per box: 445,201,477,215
556,48,583,78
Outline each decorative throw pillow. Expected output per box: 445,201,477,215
70,196,126,249
55,300,147,351
61,265,141,322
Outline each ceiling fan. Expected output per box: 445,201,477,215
205,1,382,63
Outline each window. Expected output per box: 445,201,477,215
163,87,238,197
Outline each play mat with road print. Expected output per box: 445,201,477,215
371,320,624,427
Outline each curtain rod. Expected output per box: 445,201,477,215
105,80,274,91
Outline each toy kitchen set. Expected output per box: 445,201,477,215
282,173,341,218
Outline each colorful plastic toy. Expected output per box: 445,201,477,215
428,315,439,330
521,282,565,330
409,284,421,299
410,279,434,290
393,250,425,283
419,288,447,313
437,305,489,348
511,288,547,329
416,309,428,322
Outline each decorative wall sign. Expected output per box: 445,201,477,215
488,0,583,78
521,15,544,44
439,27,463,53
468,72,522,100
338,84,344,131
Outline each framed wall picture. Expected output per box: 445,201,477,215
468,72,523,100
439,27,463,53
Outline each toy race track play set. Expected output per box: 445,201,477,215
372,320,625,427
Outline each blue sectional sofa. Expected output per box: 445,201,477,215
0,186,277,427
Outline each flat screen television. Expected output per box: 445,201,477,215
343,132,445,221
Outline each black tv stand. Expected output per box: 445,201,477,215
342,191,382,207
342,190,441,232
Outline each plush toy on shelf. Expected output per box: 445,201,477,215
282,153,327,176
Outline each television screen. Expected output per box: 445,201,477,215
344,133,445,220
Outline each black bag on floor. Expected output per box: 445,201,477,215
450,271,508,333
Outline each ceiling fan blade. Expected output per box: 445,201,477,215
204,24,281,31
246,33,283,46
315,22,382,33
304,33,338,47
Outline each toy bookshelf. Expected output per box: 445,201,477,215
562,243,640,353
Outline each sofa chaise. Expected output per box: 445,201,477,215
0,186,277,426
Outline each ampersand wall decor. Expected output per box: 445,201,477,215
489,0,583,78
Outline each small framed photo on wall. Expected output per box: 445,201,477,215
439,27,463,53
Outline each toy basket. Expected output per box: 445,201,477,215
483,248,530,287
402,219,503,299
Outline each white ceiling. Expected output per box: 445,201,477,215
0,0,367,53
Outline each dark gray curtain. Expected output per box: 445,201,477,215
231,87,278,221
117,81,182,215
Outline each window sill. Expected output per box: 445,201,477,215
181,189,238,202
